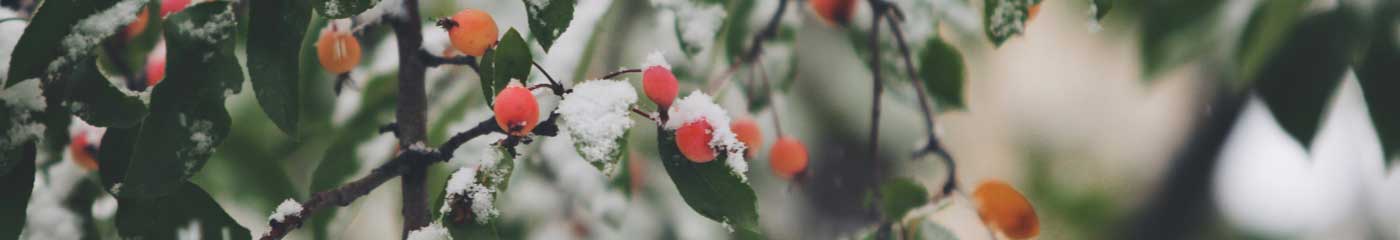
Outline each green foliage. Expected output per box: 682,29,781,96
876,178,930,221
907,219,959,240
1357,9,1400,166
100,2,243,198
436,146,519,239
5,0,148,87
478,28,533,106
0,143,34,239
918,38,967,110
1139,0,1224,80
1234,0,1307,87
62,58,149,128
247,0,313,137
523,0,576,51
312,0,378,19
115,182,251,239
983,0,1039,47
1253,10,1360,149
655,127,762,237
1092,0,1113,20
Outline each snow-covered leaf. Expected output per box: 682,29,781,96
115,182,251,239
435,146,519,239
982,0,1037,47
248,0,313,137
1139,0,1224,80
1357,11,1400,165
103,2,242,198
0,142,34,239
557,80,637,175
655,127,762,237
875,177,929,221
523,0,577,51
313,0,379,18
6,0,149,87
478,28,533,106
918,38,966,110
1254,10,1359,150
61,57,149,128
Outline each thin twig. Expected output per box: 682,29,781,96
708,0,789,94
599,68,642,80
880,6,959,195
260,150,436,240
866,0,886,181
419,49,479,70
532,61,565,96
755,58,785,136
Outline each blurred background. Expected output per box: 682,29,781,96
7,0,1400,239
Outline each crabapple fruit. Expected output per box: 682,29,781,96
675,119,716,163
642,66,679,109
493,83,539,137
731,118,761,158
443,9,499,57
145,42,166,87
125,8,149,39
973,180,1040,239
69,132,99,171
810,0,855,26
315,26,362,74
768,136,808,180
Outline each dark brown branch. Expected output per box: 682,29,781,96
419,49,479,70
599,68,642,80
260,149,437,240
389,0,431,235
866,0,886,182
531,61,565,96
879,6,958,195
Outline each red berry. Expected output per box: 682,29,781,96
316,28,362,74
973,180,1040,239
1027,3,1043,23
125,8,149,40
446,9,499,57
69,132,99,171
161,0,191,17
642,66,678,109
768,136,808,180
493,84,539,137
810,0,855,26
675,119,716,163
731,118,761,158
145,43,166,87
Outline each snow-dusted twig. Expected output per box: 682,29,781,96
260,148,440,240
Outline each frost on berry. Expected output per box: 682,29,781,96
556,80,637,175
665,91,749,180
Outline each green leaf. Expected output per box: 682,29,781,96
63,57,149,128
655,127,761,236
983,0,1037,47
98,125,138,194
479,28,533,106
1234,0,1307,86
111,1,243,198
918,38,967,110
312,0,378,19
115,182,251,239
722,0,757,61
248,0,312,137
1091,0,1112,20
1139,0,1225,80
0,142,35,239
877,178,930,221
607,135,634,196
437,146,518,240
523,0,576,51
1254,10,1359,149
6,0,149,87
1358,11,1400,166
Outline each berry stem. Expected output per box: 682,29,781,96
878,4,961,196
418,49,479,70
755,58,786,136
531,61,566,96
599,68,642,80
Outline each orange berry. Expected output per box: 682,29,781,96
445,9,499,57
145,43,166,87
768,136,807,180
1027,3,1043,23
161,0,190,17
810,0,855,26
69,132,99,171
126,8,149,39
730,118,761,158
642,66,678,109
675,119,716,163
973,180,1040,239
316,28,362,74
493,83,539,136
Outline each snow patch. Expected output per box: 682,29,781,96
0,8,25,81
442,167,499,223
49,0,146,72
642,50,671,69
650,0,725,53
176,4,237,43
664,91,748,178
355,0,406,26
176,219,201,240
556,80,637,175
91,194,119,220
406,222,452,240
269,199,304,222
1,79,47,149
23,161,87,240
987,0,1026,40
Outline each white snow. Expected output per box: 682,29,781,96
405,222,452,240
22,161,87,240
354,0,405,27
420,26,451,57
649,0,725,53
175,219,201,240
468,185,498,223
664,91,749,178
0,8,25,81
642,51,671,69
176,4,236,43
441,166,498,223
987,0,1026,41
269,199,304,222
91,194,119,220
49,0,146,72
1,79,47,149
556,80,637,175
444,167,478,201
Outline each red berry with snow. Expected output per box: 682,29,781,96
493,83,539,137
643,66,678,109
769,136,808,180
731,118,761,158
444,9,499,57
69,132,99,171
675,119,716,163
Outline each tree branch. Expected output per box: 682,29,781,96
388,0,431,235
866,0,886,183
419,49,479,70
599,68,642,80
259,149,437,240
